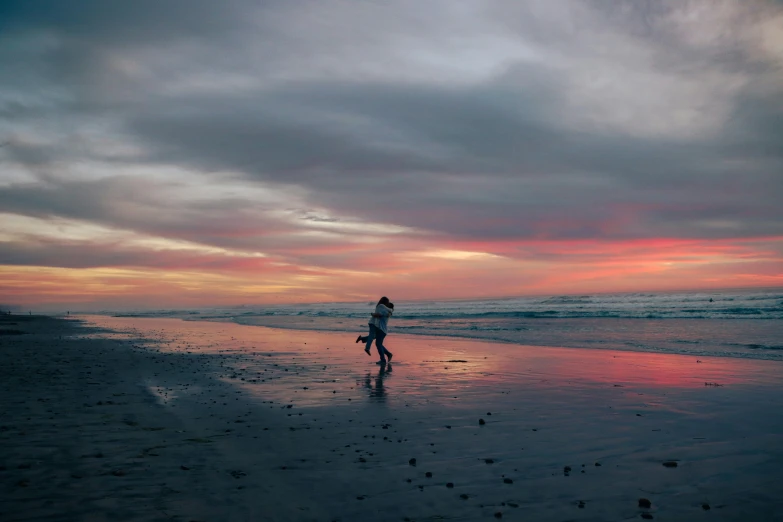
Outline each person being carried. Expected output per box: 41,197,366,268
356,297,394,364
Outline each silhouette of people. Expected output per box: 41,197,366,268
355,297,394,364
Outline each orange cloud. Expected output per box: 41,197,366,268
1,235,781,310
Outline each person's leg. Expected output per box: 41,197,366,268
364,325,376,355
375,330,388,364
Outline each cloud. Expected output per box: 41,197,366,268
0,0,781,305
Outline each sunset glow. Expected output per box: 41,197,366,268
1,1,782,311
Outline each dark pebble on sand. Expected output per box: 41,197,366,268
564,466,571,472
503,478,513,484
479,418,486,425
494,512,503,518
485,458,494,464
662,461,678,468
446,482,454,488
578,501,585,508
180,465,190,470
111,469,126,476
638,498,651,508
702,503,710,510
641,514,653,520
460,493,469,500
409,458,417,466
425,472,432,478
595,462,601,466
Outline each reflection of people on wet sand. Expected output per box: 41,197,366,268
355,297,394,365
364,364,391,400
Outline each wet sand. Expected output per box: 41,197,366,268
2,314,782,521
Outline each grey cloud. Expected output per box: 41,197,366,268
1,139,55,167
128,74,704,181
0,1,247,44
1,0,781,252
0,177,299,246
126,75,565,176
0,238,286,271
723,93,783,160
124,76,782,240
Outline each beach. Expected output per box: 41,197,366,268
2,314,783,522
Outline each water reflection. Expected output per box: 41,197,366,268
81,315,783,410
364,363,392,402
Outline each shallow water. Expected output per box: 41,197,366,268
82,315,783,409
107,289,783,361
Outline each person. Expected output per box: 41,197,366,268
372,301,394,364
355,297,394,364
356,297,389,350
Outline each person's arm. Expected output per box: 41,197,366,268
371,304,392,318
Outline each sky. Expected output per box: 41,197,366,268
1,0,782,311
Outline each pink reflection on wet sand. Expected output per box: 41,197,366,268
83,315,781,410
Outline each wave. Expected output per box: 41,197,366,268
194,308,781,321
743,344,783,351
101,289,782,363
110,289,783,322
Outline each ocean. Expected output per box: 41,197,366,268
111,288,783,361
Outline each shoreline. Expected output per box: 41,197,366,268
182,314,783,369
92,310,783,362
82,314,783,390
3,314,783,521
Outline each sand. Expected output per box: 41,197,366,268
2,314,782,522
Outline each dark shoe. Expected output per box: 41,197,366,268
387,352,393,362
364,347,371,356
356,335,362,343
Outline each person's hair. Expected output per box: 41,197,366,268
378,296,390,305
387,302,394,309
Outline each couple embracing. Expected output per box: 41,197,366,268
356,296,394,365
